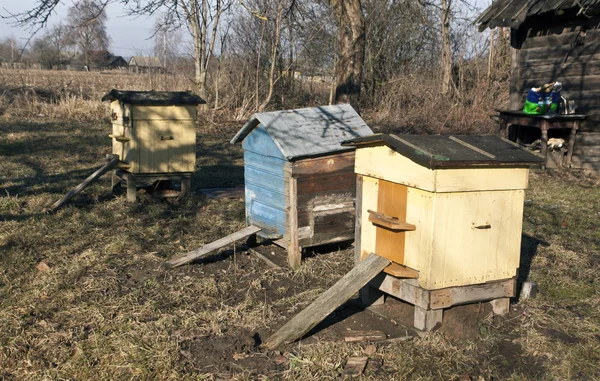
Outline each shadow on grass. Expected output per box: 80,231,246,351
516,233,548,300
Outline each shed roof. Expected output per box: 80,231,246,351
230,104,373,160
101,89,205,106
129,56,162,68
476,0,600,31
342,134,544,169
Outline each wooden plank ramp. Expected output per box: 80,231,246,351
262,253,391,349
48,155,120,212
164,225,262,268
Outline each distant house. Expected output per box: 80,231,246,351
129,56,163,74
105,56,128,69
87,50,128,70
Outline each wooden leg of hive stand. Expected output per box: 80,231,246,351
125,174,137,203
414,306,443,331
490,297,510,315
111,170,122,193
181,177,191,197
360,285,385,306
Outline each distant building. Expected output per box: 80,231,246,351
129,56,163,74
105,55,128,69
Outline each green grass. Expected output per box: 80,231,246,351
0,117,599,380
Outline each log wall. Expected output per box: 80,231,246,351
512,15,600,172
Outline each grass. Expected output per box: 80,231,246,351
0,69,599,380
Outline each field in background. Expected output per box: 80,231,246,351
0,68,599,379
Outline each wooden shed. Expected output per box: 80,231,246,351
231,104,373,268
101,90,205,202
476,0,600,173
343,134,543,331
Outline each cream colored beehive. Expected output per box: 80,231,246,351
102,90,205,174
344,134,544,291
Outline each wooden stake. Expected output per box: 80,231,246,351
165,225,262,268
49,155,119,212
262,253,391,349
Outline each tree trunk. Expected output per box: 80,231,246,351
440,0,452,96
330,0,365,111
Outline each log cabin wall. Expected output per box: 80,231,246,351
511,12,600,172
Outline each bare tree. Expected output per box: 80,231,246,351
65,0,110,68
440,0,452,95
329,0,365,109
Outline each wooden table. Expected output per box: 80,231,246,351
496,110,587,167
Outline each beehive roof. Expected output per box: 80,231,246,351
342,134,544,169
101,90,205,106
476,0,600,31
230,104,373,160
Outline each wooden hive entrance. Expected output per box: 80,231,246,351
101,90,205,202
231,104,373,268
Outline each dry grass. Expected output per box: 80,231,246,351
0,69,599,380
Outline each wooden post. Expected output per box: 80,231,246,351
125,173,137,203
111,170,122,193
414,306,443,332
566,121,579,167
541,120,549,169
288,177,301,269
181,176,191,197
262,253,391,349
354,174,363,265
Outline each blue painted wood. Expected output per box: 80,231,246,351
242,124,287,238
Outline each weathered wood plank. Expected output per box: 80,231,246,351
342,357,368,377
369,273,430,309
164,225,262,268
262,253,391,349
383,263,419,278
414,306,443,332
343,330,386,342
355,175,363,265
49,156,119,212
429,278,516,310
368,209,416,231
287,177,301,269
290,151,355,176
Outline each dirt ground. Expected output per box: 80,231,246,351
1,116,599,380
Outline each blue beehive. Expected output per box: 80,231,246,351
231,104,373,268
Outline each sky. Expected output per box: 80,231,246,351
0,0,159,57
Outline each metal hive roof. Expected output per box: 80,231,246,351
476,0,600,31
231,104,373,160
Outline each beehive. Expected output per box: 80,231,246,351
343,134,543,330
102,90,205,174
347,133,544,289
231,104,373,268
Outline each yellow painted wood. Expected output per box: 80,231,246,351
355,146,435,191
135,120,196,174
110,101,131,126
403,187,435,286
359,176,379,261
424,189,524,289
132,105,197,120
383,263,419,278
375,180,408,264
354,146,530,192
434,167,529,192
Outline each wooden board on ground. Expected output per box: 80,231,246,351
199,187,245,199
165,225,262,268
261,253,391,349
343,330,387,342
342,357,368,377
49,155,119,212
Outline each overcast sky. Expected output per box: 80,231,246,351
0,0,158,57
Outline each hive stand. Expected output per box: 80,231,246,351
360,274,514,331
112,169,191,202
